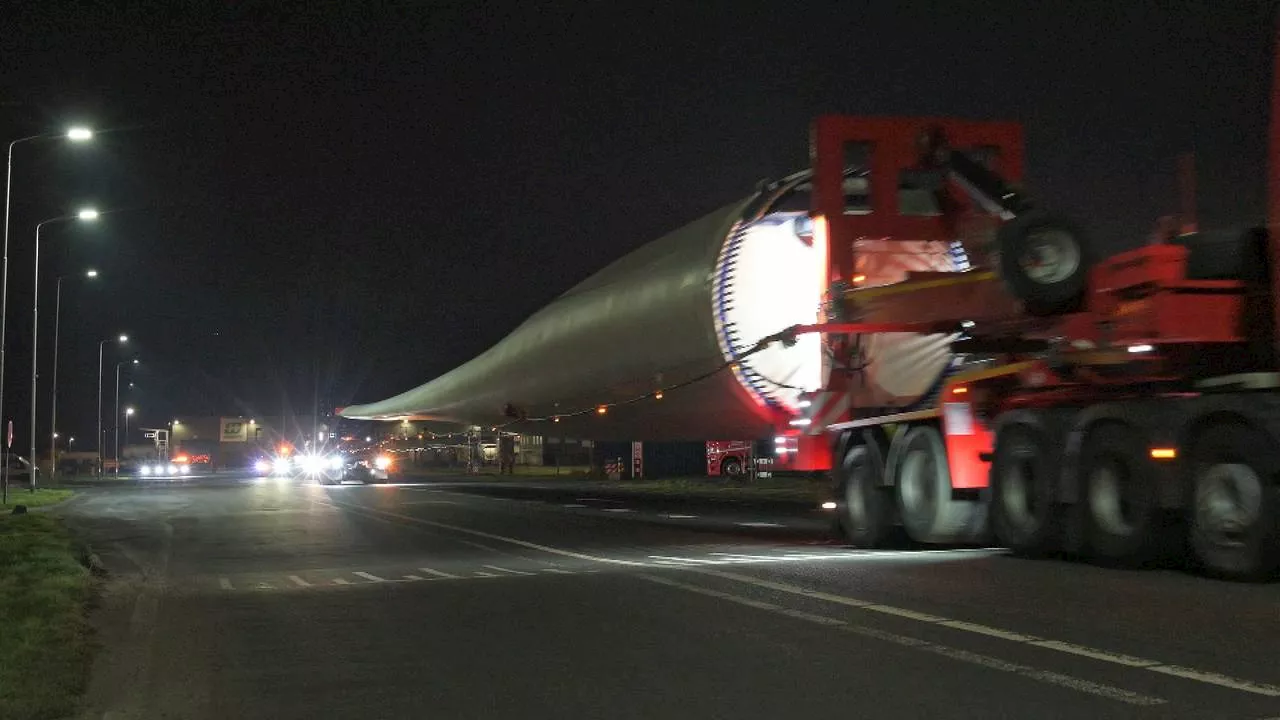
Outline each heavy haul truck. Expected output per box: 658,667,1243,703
342,35,1280,581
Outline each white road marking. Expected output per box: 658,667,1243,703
473,571,497,578
483,564,533,576
564,504,588,508
332,578,351,585
691,567,1280,699
649,555,731,565
255,583,274,590
320,496,1280,699
218,577,233,590
288,575,311,588
318,498,648,566
736,522,783,528
639,573,1163,707
353,571,386,582
659,513,698,519
602,508,635,513
403,574,424,580
418,566,458,579
541,568,574,574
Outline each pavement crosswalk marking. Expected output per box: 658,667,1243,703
289,575,311,588
473,571,497,578
332,578,351,585
404,574,424,580
418,566,458,579
353,571,386,582
541,568,574,574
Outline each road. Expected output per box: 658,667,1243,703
59,473,1280,720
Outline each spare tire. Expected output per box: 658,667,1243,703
997,211,1091,316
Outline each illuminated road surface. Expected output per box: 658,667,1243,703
60,474,1280,719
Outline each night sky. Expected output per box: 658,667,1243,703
2,1,1276,451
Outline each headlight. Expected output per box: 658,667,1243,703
374,455,392,470
151,464,164,475
273,457,291,474
299,455,323,474
254,459,269,473
179,464,191,475
167,464,178,475
140,465,152,476
328,455,343,470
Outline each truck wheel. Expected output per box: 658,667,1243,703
1188,424,1280,581
990,423,1059,555
1080,423,1159,563
721,458,744,477
836,443,892,548
893,426,987,544
997,210,1090,316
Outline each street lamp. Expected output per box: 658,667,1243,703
114,358,138,471
1,127,93,484
30,210,97,489
98,334,127,473
124,406,135,453
50,267,98,483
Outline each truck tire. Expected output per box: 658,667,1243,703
835,443,893,548
721,458,744,477
1080,423,1159,563
990,423,1060,556
892,426,987,544
997,210,1090,316
1188,424,1280,581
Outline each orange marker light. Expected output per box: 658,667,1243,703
851,274,867,284
654,391,664,400
1149,448,1177,460
596,405,608,415
952,386,968,394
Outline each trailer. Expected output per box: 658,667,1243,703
765,39,1280,581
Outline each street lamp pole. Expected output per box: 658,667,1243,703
114,358,136,472
50,269,97,483
31,211,97,490
98,334,127,474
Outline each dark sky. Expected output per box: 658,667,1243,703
1,1,1276,451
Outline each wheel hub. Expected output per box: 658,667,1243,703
1019,229,1081,284
1195,463,1263,548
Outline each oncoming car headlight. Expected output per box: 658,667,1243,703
328,455,343,470
140,465,152,476
374,455,392,471
273,457,292,475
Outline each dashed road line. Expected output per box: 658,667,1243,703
483,564,533,576
473,571,497,578
318,496,1280,699
332,578,351,585
736,521,783,528
690,567,1280,699
353,571,386,582
638,573,1164,707
404,574,424,580
602,508,635,513
218,577,233,590
541,568,574,575
288,575,311,588
659,513,698,519
563,504,588,508
418,566,458,579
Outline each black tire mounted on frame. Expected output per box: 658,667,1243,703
834,438,893,548
1079,423,1161,564
892,425,987,544
1187,422,1280,581
997,210,1091,317
990,423,1060,556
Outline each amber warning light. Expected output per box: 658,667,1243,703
1149,448,1177,460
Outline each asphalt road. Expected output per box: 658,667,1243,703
58,473,1280,720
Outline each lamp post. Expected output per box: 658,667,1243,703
98,334,127,474
1,127,93,486
50,268,97,483
114,358,137,472
124,407,135,456
30,210,98,489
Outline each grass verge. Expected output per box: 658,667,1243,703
1,488,75,511
0,507,95,719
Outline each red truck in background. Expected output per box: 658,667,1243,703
706,440,753,477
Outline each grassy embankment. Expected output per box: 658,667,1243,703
0,488,95,719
